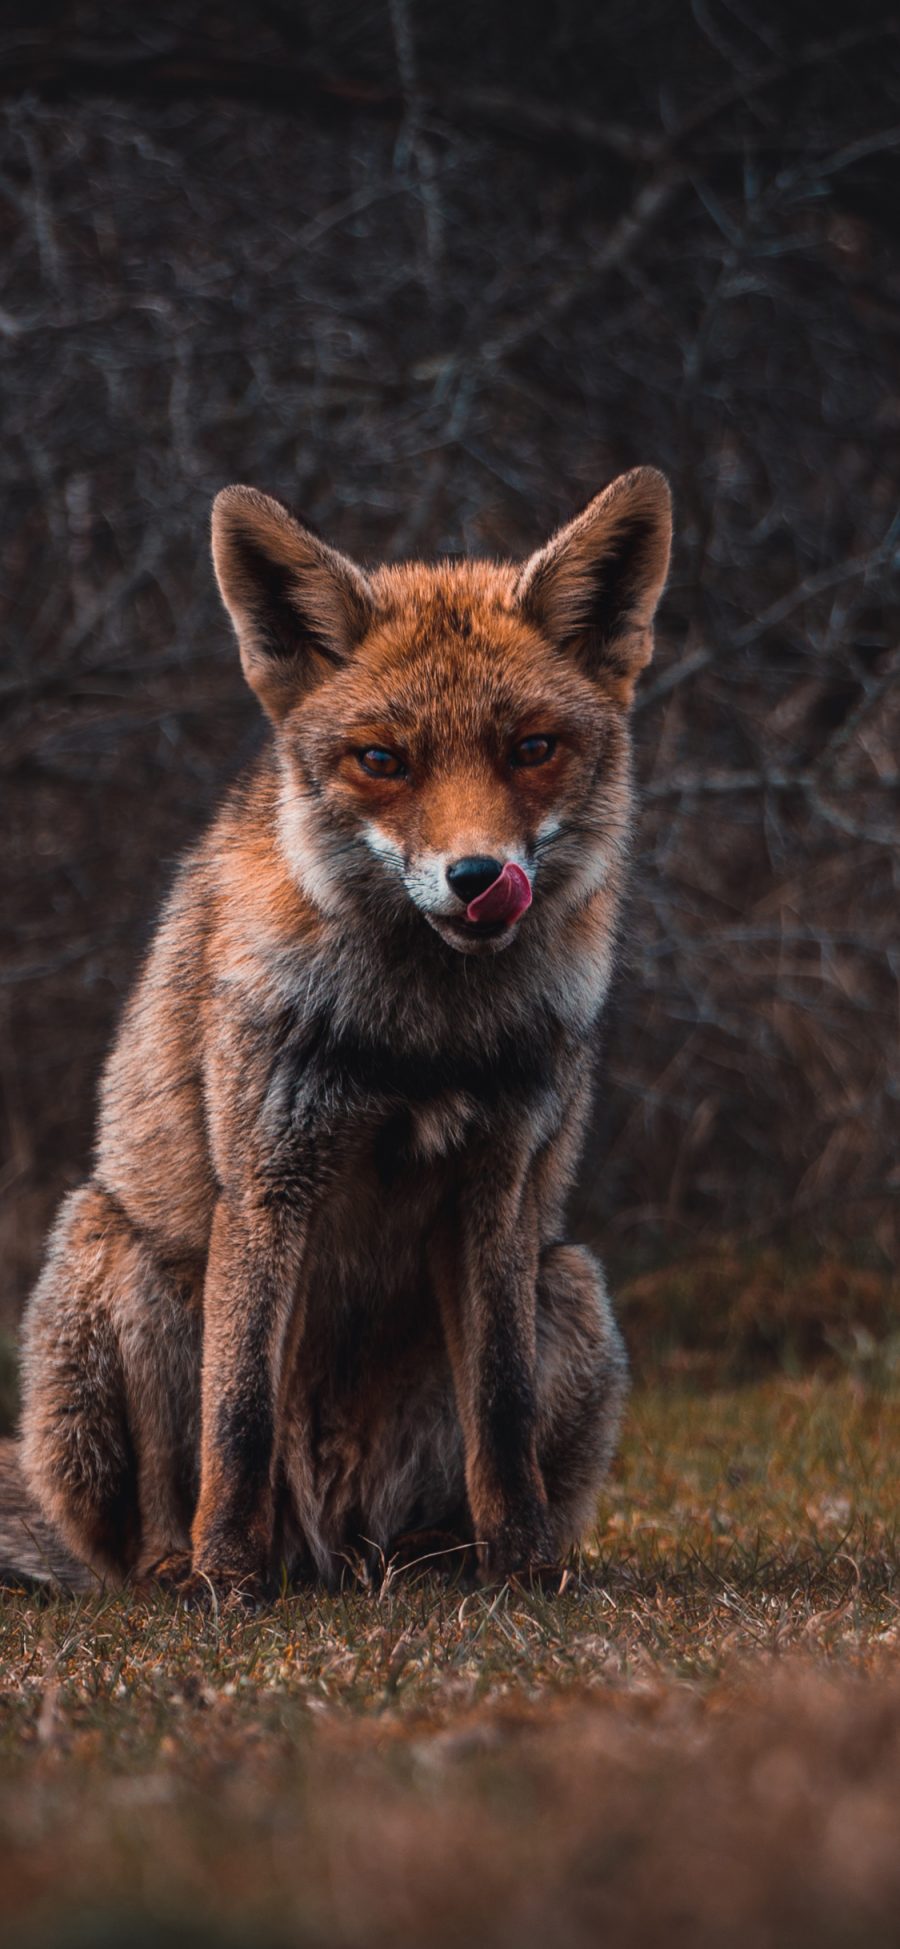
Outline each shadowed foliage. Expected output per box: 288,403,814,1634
2,1,899,1320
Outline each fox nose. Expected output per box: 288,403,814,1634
446,856,504,905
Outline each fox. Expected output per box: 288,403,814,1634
0,465,671,1598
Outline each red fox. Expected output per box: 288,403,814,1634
1,466,671,1597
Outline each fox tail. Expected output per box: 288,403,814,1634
0,1437,95,1592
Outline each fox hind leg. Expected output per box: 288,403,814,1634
535,1243,628,1562
19,1184,201,1580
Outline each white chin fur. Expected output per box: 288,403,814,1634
425,914,519,955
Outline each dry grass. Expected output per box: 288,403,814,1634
2,1372,899,1947
617,1244,900,1383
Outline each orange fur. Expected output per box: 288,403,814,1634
14,468,671,1594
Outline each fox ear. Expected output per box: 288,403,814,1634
211,486,374,721
515,467,672,699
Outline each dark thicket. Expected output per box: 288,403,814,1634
2,1,898,1318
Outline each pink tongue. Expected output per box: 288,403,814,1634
466,862,533,926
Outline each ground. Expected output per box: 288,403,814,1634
3,1328,900,1947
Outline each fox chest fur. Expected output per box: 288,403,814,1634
97,846,593,1306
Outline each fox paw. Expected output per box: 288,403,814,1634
477,1509,558,1587
136,1550,265,1610
385,1526,477,1583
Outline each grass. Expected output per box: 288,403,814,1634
2,1372,900,1946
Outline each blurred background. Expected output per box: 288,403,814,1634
2,0,899,1333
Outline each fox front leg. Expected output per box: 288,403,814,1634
186,1193,305,1598
437,1144,552,1581
188,1077,342,1599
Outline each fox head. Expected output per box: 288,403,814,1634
211,470,671,955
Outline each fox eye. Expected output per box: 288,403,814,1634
358,747,405,779
511,734,556,769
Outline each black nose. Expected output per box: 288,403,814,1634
446,856,504,904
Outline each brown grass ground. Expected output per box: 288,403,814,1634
2,1361,900,1947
